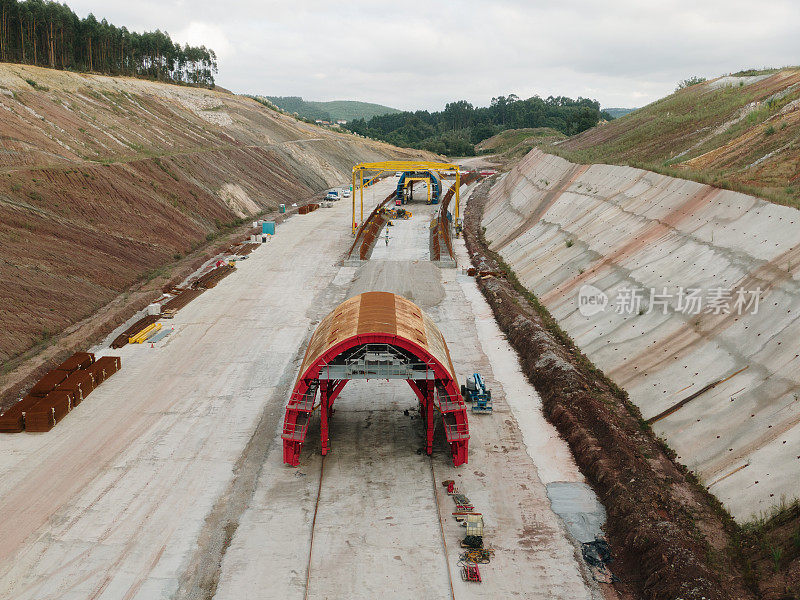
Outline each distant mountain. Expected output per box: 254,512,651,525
603,107,637,119
264,96,401,122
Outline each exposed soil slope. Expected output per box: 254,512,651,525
0,64,429,367
551,69,800,207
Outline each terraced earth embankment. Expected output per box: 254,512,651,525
0,64,429,374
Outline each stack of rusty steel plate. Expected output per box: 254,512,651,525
28,369,69,399
25,390,74,432
86,356,121,386
111,315,160,348
0,352,121,433
55,351,94,374
235,243,259,256
58,369,95,406
298,203,320,215
0,395,41,433
193,264,235,289
162,288,205,312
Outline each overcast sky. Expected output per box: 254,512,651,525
67,0,800,111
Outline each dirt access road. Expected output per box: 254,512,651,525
0,177,609,599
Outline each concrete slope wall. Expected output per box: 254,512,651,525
482,148,800,520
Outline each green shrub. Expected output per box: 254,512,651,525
25,79,49,91
676,76,707,90
770,545,783,572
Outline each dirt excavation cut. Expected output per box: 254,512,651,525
0,63,431,405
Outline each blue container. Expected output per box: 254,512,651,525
262,221,276,235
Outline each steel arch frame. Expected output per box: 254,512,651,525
282,333,469,467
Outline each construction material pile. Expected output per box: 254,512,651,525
441,480,493,583
162,288,205,313
192,263,236,289
234,243,260,256
298,203,319,215
0,352,121,433
111,315,160,349
129,322,162,344
111,260,239,350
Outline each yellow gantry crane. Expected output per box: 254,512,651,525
351,161,461,235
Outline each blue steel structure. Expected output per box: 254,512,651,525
396,171,442,204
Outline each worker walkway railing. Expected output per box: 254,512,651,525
443,420,470,441
282,417,310,441
317,344,438,380
286,394,316,412
437,392,467,413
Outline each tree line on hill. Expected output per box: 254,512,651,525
0,0,217,86
345,95,614,155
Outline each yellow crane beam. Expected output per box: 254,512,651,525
351,160,462,235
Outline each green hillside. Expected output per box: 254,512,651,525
550,68,800,208
264,96,401,122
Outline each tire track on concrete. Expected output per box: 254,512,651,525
173,337,307,600
175,248,365,600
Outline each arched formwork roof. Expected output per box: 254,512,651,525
397,170,442,203
282,291,469,466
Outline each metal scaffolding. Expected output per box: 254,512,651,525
351,161,461,235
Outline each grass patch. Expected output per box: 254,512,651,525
545,67,800,211
25,78,49,91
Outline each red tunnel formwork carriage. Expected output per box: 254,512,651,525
282,291,469,467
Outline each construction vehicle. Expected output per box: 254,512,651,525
461,373,492,413
380,207,412,220
390,208,412,220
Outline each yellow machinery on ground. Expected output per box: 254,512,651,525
382,207,412,220
351,161,461,235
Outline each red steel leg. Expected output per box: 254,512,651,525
320,381,329,456
425,380,435,455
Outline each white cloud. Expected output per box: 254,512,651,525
173,22,233,59
62,0,800,110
